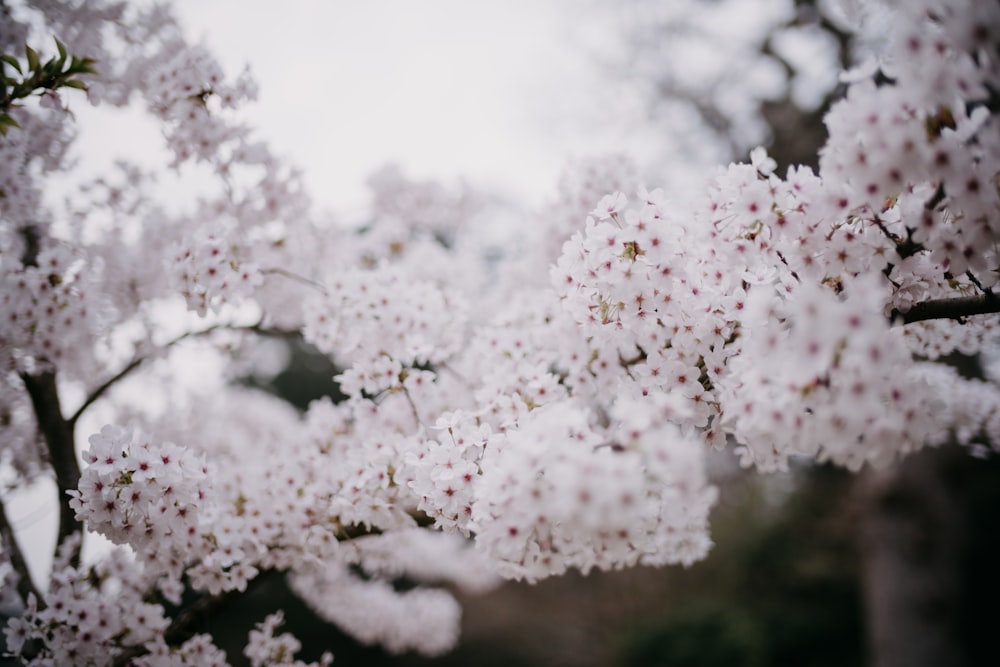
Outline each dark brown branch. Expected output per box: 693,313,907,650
68,357,144,427
0,497,45,607
895,293,1000,325
18,223,42,267
19,370,80,567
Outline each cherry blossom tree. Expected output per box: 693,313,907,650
1,0,999,664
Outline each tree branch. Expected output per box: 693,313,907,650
70,322,304,426
895,292,1000,325
106,513,427,664
0,496,45,607
261,267,328,295
68,357,144,428
18,371,80,567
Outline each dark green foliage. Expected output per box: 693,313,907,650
0,39,96,133
620,465,864,667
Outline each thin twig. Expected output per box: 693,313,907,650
261,267,328,295
401,386,424,426
965,270,988,294
70,322,304,425
68,357,144,427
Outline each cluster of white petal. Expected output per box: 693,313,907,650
243,612,332,667
70,425,209,554
289,564,463,657
0,243,103,377
471,398,715,581
5,545,171,665
549,0,1000,474
3,0,1000,664
723,275,944,471
303,266,468,385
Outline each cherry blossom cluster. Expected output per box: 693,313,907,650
534,154,640,269
723,274,944,471
4,542,171,665
287,528,499,657
3,540,331,666
69,426,208,549
145,44,258,166
916,361,1000,457
406,412,490,535
551,184,736,442
549,0,1000,473
110,386,499,655
131,635,230,667
64,424,265,602
289,564,463,658
303,266,467,395
0,242,102,377
470,397,715,581
2,0,1000,664
170,224,263,317
243,612,332,667
38,0,308,323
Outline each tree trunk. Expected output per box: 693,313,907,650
858,445,969,667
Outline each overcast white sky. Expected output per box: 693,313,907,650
62,0,826,221
164,0,659,215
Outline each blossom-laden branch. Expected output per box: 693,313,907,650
107,514,438,664
16,321,304,576
4,0,1000,663
109,570,276,667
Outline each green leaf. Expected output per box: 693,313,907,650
62,79,87,90
0,114,20,130
55,39,67,64
68,57,98,76
25,45,39,72
0,54,22,74
43,57,61,77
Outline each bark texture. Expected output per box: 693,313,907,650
858,442,1000,667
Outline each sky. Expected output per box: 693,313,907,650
59,0,826,219
164,0,661,216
